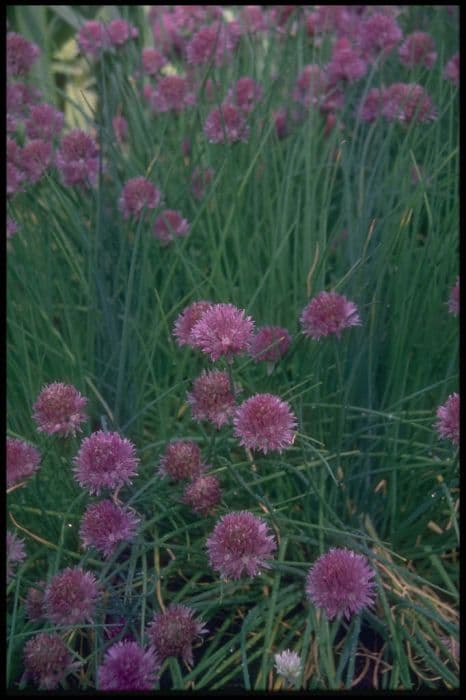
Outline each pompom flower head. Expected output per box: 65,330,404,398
98,641,159,691
305,547,376,620
158,440,203,481
233,394,297,454
448,277,459,316
206,511,277,580
250,326,292,365
23,633,80,690
73,430,140,495
25,104,64,141
187,369,237,428
147,604,207,665
182,474,222,515
190,303,254,362
204,103,250,144
56,129,99,187
7,437,41,489
119,177,161,220
32,382,88,437
7,531,26,582
435,393,459,446
173,301,213,347
153,209,190,245
274,649,302,686
80,500,140,558
7,32,40,76
77,20,109,57
45,566,99,625
300,291,361,340
398,31,436,69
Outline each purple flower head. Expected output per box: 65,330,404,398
149,75,196,112
7,437,41,489
327,38,367,84
444,53,459,86
77,20,109,57
147,604,207,665
7,531,26,582
398,31,436,69
293,64,328,109
23,633,80,690
7,82,41,120
153,209,190,245
21,139,53,184
32,382,88,437
436,393,459,446
448,277,459,316
239,5,268,34
107,19,139,46
204,103,250,144
234,394,297,454
381,83,436,124
227,77,264,113
141,47,167,75
25,104,64,141
306,547,376,620
7,32,40,76
358,12,403,59
159,440,203,481
206,511,277,580
357,87,384,122
182,474,222,515
98,641,159,690
56,129,99,187
274,649,301,685
26,581,46,621
250,326,292,364
187,369,237,429
73,430,140,496
80,500,140,558
190,303,254,362
191,166,214,200
173,301,213,347
300,291,361,340
119,177,162,220
186,21,239,66
44,566,99,625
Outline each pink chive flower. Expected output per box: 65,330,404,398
250,326,292,364
357,87,384,122
7,437,41,489
436,393,459,446
444,53,459,86
56,129,100,187
158,440,203,481
182,474,222,515
306,548,376,620
32,382,88,437
381,83,436,124
112,115,128,144
147,605,207,665
77,20,109,57
7,531,26,582
98,641,159,691
80,500,140,558
190,303,255,362
227,77,263,113
448,277,459,316
187,369,237,428
141,47,167,75
204,103,250,144
327,38,367,84
25,104,64,141
300,291,361,340
20,139,53,184
26,582,46,621
153,209,190,245
173,301,213,347
398,31,437,69
44,567,99,625
73,431,140,495
233,393,297,454
191,166,214,200
7,32,40,76
274,649,302,686
7,82,42,120
293,65,328,109
7,216,19,239
240,6,268,33
149,75,196,112
206,511,277,580
107,19,139,46
358,12,403,59
23,633,80,690
186,22,238,66
118,177,161,220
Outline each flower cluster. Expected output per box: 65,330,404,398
147,604,207,665
32,382,88,437
119,177,162,219
44,567,99,625
98,641,159,691
79,500,140,558
153,209,190,245
435,393,459,446
73,430,140,495
23,633,80,690
190,303,254,362
158,439,203,481
274,649,302,686
7,437,41,489
300,291,361,340
234,394,297,454
56,129,100,187
187,369,237,428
